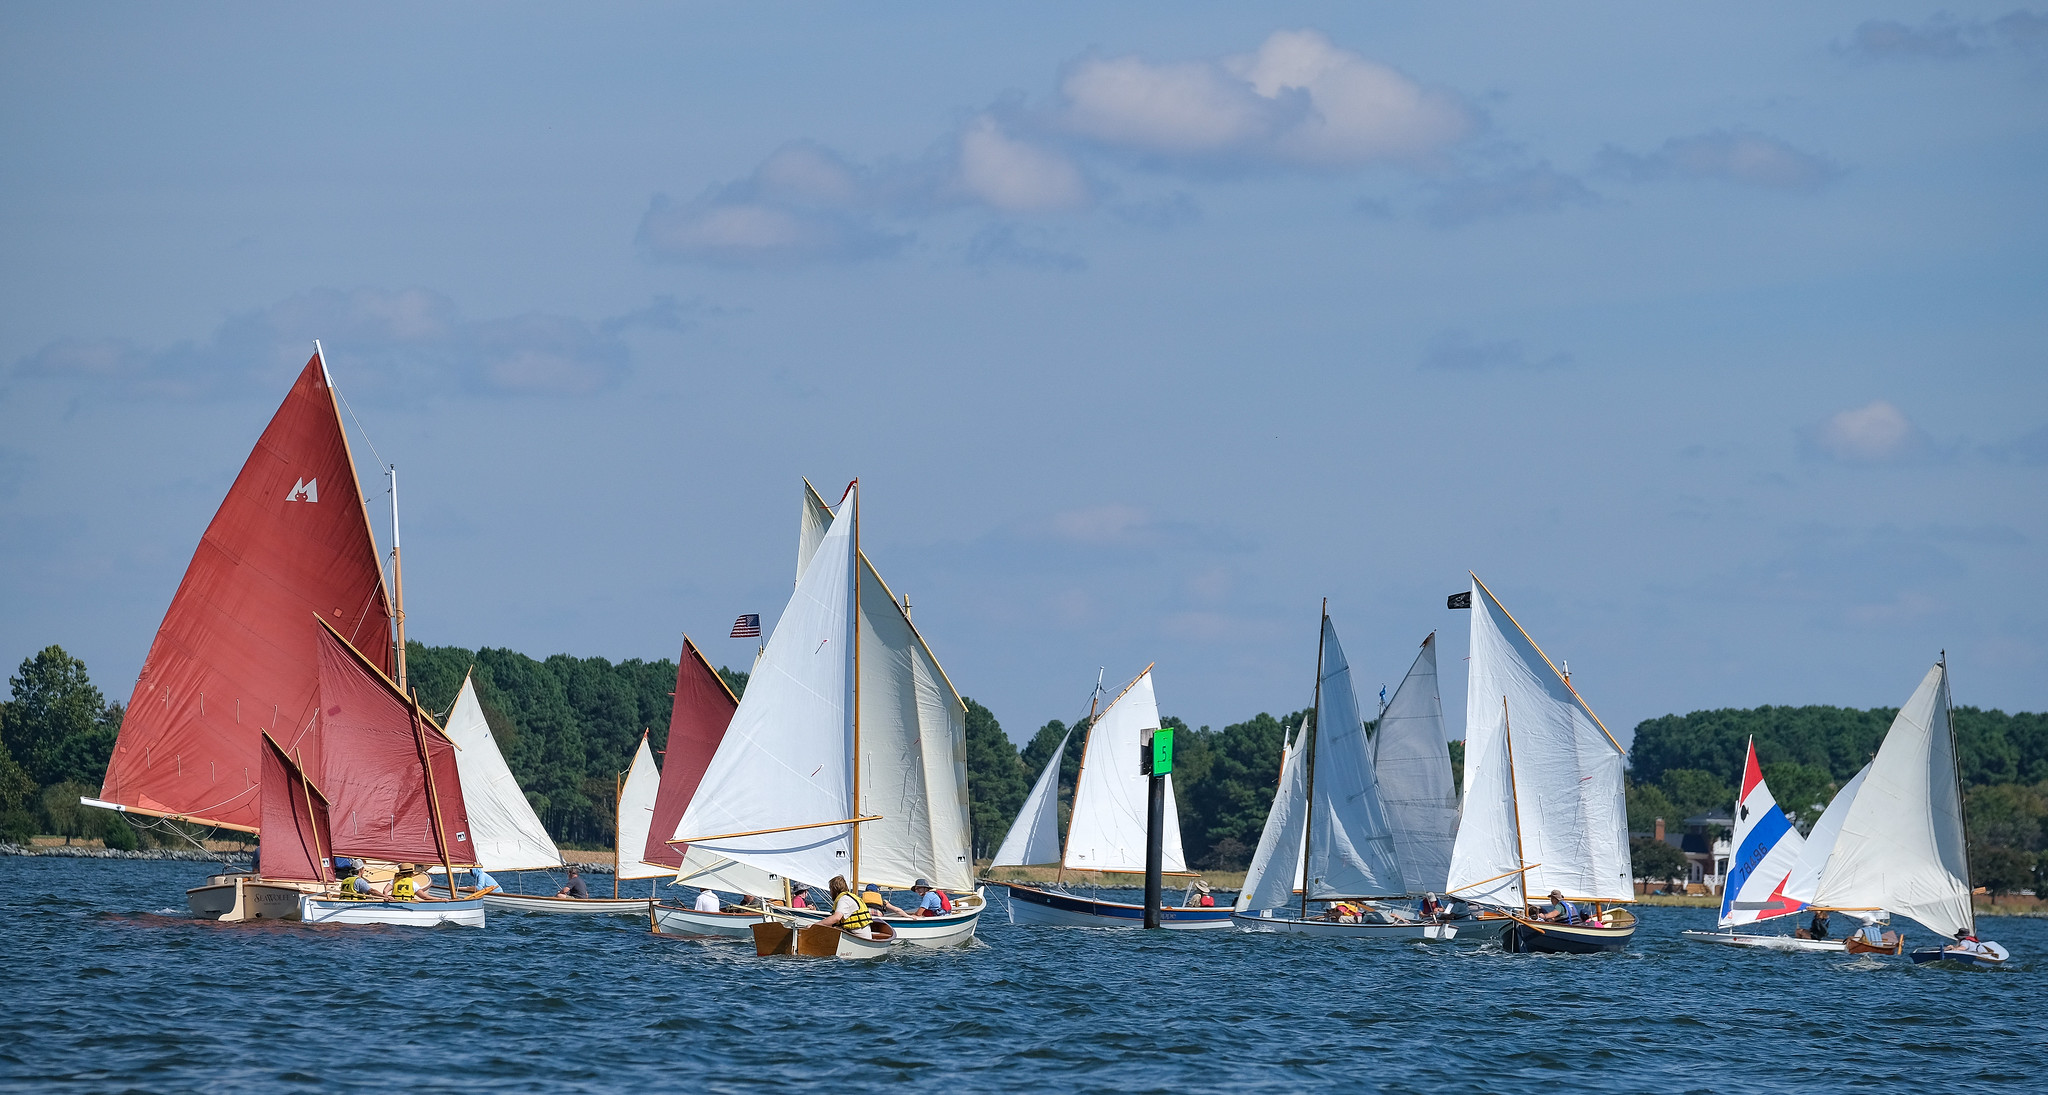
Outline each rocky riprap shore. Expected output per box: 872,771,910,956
0,843,252,862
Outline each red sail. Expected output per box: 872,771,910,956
258,731,334,883
99,351,393,831
313,622,477,867
642,636,740,868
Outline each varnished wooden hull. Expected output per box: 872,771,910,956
1501,908,1637,953
751,918,897,959
1843,934,1906,956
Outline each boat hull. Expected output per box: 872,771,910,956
751,919,897,959
1500,908,1637,953
783,890,986,947
186,875,318,922
1842,934,1906,956
1231,910,1455,940
481,892,651,916
650,902,770,939
1910,943,2009,967
999,882,1235,929
300,894,487,927
1680,930,1845,952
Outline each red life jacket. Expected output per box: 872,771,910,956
936,889,953,913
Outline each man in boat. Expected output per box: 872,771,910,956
818,875,876,939
1794,909,1831,940
863,883,908,916
1187,880,1216,908
1945,929,1993,957
694,887,724,913
391,865,423,901
1531,889,1580,924
556,868,591,900
911,879,958,916
1853,915,1901,951
1420,892,1443,920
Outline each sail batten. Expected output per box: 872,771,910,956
99,351,394,832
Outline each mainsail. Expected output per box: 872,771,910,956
673,489,859,887
1809,662,1973,938
443,674,562,872
1782,762,1870,907
1718,738,1806,927
257,731,334,883
311,622,477,867
1235,723,1309,913
797,478,834,582
992,727,1072,867
615,736,666,881
1444,574,1632,906
1063,668,1186,873
1304,616,1405,899
645,638,783,898
1371,633,1457,895
98,350,393,831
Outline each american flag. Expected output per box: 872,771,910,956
729,613,762,638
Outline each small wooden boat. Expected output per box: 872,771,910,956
1678,930,1844,952
186,874,324,922
751,917,896,958
1501,907,1636,953
650,901,771,939
783,888,988,947
1231,908,1455,940
1000,882,1235,929
301,892,488,928
1843,933,1906,956
1910,941,2009,967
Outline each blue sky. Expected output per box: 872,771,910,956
3,3,2044,746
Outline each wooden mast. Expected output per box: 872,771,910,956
849,478,862,889
412,692,459,898
1300,599,1327,921
389,464,409,693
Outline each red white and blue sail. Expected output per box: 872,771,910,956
1719,738,1806,928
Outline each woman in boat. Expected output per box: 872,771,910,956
817,875,876,939
1532,890,1579,923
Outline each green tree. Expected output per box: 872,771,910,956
1,646,121,788
1761,762,1836,832
1658,768,1732,821
962,698,1026,858
1971,845,2034,903
1626,779,1677,835
1630,835,1689,885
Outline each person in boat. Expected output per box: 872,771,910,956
787,885,809,910
1532,890,1580,923
1854,915,1901,951
1795,909,1832,940
862,883,908,916
694,887,723,913
817,875,876,939
1322,901,1361,923
910,879,954,916
556,868,591,900
391,865,424,901
1420,892,1442,920
1946,929,1992,957
1186,880,1216,908
470,867,497,894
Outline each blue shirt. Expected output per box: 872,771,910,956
1551,899,1578,923
917,890,944,913
473,869,498,891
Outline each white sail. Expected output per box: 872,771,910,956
1781,762,1870,906
1371,632,1457,894
615,737,666,881
674,845,787,900
855,554,976,892
1063,668,1186,873
993,727,1071,867
673,490,858,889
1236,724,1309,912
1306,616,1406,899
1445,575,1633,906
442,675,562,872
1810,663,1973,937
798,478,835,582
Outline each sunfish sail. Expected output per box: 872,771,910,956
1719,738,1806,927
96,350,393,832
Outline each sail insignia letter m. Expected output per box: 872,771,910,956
285,478,319,503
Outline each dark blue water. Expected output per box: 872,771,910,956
2,857,2042,1093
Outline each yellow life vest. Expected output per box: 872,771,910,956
838,892,874,932
393,875,418,901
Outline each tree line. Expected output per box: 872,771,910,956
6,641,2044,896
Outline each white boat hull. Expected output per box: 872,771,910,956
784,891,986,947
1231,910,1456,940
187,875,319,922
481,892,651,916
999,883,1236,929
300,895,487,927
1680,930,1846,952
651,902,770,939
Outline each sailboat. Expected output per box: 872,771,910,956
670,481,981,957
994,667,1235,929
1802,660,2002,964
1232,611,1455,940
1680,739,1844,950
471,729,667,915
648,637,789,938
295,620,488,926
80,346,405,919
1444,573,1637,953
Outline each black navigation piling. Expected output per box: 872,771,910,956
1140,726,1174,929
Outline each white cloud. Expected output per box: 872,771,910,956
1051,503,1153,544
1839,11,2048,59
957,115,1090,212
637,141,909,267
1059,29,1472,168
1807,400,1934,463
1600,130,1839,190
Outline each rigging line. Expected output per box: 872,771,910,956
331,382,387,472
